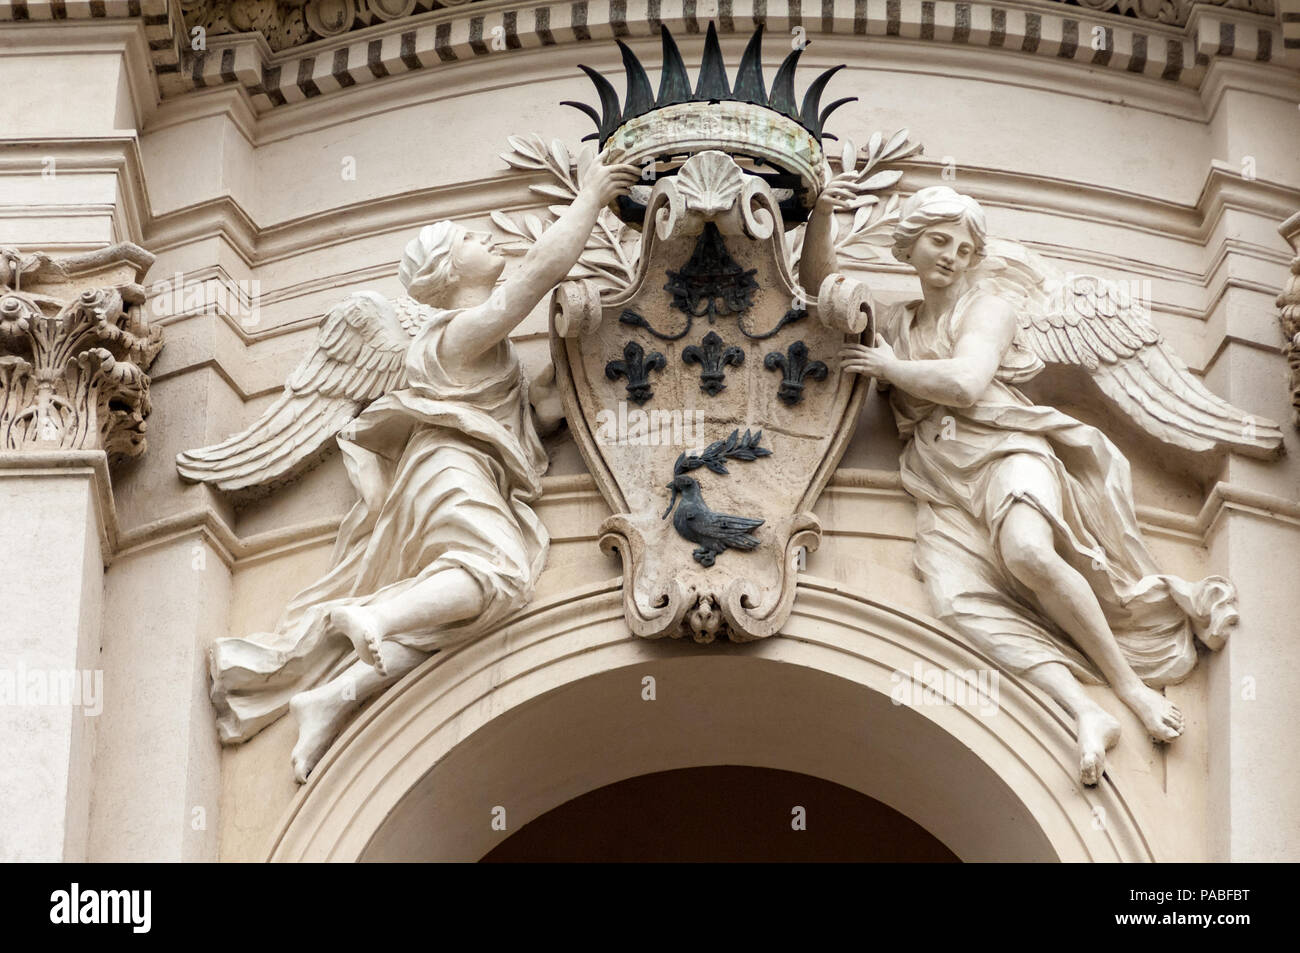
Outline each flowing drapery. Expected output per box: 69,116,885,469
210,303,550,743
880,289,1235,686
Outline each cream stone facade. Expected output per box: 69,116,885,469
1,0,1298,863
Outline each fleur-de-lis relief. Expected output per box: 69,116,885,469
764,340,828,406
682,331,745,396
605,340,667,405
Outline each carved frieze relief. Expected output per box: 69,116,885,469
181,0,447,52
177,0,1278,55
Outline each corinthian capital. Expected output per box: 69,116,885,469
1279,213,1300,429
0,244,163,462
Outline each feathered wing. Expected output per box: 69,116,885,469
176,291,418,496
976,241,1284,460
684,510,764,549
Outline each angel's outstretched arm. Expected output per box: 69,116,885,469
445,161,641,361
798,176,863,298
841,293,1017,406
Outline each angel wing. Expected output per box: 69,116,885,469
176,291,421,497
975,241,1284,460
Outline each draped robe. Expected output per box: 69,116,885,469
879,287,1236,686
209,302,550,743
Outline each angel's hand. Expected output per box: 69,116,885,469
578,160,642,208
530,360,556,393
839,334,898,380
814,172,873,214
529,361,566,436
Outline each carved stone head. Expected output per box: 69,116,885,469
399,222,505,307
892,186,988,287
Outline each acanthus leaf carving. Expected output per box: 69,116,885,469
0,246,162,462
1278,211,1300,429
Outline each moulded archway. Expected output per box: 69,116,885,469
266,574,1157,862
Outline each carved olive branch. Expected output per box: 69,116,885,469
672,428,771,478
786,128,922,265
495,133,638,287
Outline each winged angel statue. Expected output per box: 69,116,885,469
840,186,1283,785
177,39,1278,786
179,160,640,781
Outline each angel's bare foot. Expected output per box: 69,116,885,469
289,683,358,783
1076,706,1121,786
1118,683,1184,742
327,606,387,675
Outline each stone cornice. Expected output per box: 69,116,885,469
176,0,1295,115
178,0,1279,56
0,137,154,248
105,469,1300,574
141,155,1300,280
139,21,1299,157
2,0,1293,119
0,23,158,138
0,7,178,125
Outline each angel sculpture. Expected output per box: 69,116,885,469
180,159,641,782
839,186,1283,786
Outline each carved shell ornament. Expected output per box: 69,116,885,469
674,152,746,218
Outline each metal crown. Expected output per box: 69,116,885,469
562,22,857,148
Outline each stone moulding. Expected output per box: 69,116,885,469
0,0,183,79
261,572,1158,862
2,0,1287,108
0,245,163,463
173,0,1279,57
152,1,1294,112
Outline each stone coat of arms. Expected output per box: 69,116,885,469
550,25,875,643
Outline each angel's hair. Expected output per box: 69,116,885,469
892,186,987,265
399,221,467,305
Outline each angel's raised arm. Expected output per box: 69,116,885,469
443,160,641,362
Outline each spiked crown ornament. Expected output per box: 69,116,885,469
563,22,856,227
